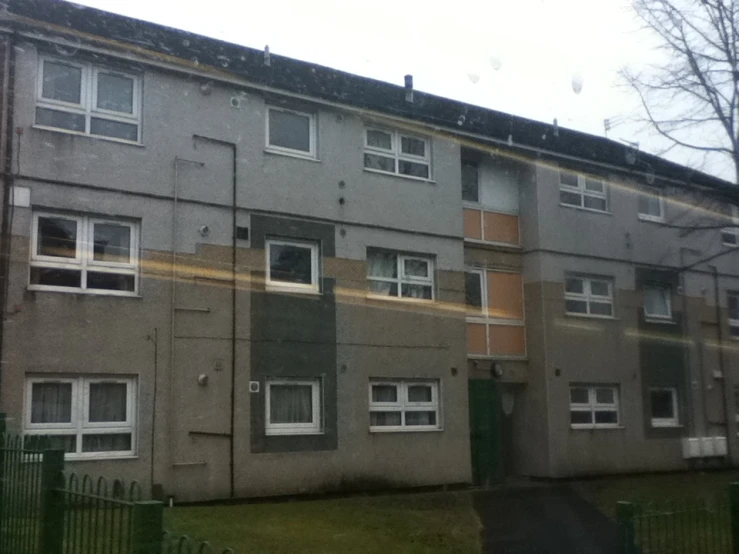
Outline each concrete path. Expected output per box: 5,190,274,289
473,485,619,554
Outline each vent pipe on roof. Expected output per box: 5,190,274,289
264,45,270,67
404,74,413,103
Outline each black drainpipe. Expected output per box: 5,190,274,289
710,264,732,462
192,134,237,498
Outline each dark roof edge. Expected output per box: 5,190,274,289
4,0,737,197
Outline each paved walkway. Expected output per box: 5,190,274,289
473,485,618,554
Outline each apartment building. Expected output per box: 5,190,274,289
0,0,737,502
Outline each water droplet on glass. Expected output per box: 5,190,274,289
571,72,584,94
217,55,229,68
468,73,480,84
489,56,502,71
182,39,191,47
507,134,513,146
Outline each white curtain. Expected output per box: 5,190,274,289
82,433,131,453
372,385,397,403
645,287,669,316
89,383,127,422
367,251,397,278
31,383,72,424
270,385,312,423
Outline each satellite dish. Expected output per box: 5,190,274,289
468,73,480,84
489,56,502,71
572,71,584,94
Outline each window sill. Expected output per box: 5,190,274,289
264,147,320,163
366,293,435,304
27,285,141,298
66,454,138,461
264,284,321,296
466,316,525,326
559,203,611,216
650,423,682,429
468,354,528,362
638,214,665,224
369,427,443,434
570,425,624,431
644,316,677,325
265,431,324,437
32,125,144,148
363,167,435,184
463,238,522,251
564,312,617,321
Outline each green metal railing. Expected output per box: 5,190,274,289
618,483,739,554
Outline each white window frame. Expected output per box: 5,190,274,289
564,275,614,318
265,238,320,294
638,187,665,222
649,387,679,428
643,284,673,321
369,380,440,432
569,385,620,429
559,171,609,213
367,250,435,301
36,56,142,144
363,127,431,180
264,106,317,159
24,375,137,459
722,205,739,246
29,212,139,296
265,378,322,436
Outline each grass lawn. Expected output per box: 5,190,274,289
164,491,481,554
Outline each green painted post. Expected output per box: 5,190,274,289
39,449,65,554
131,500,164,554
0,412,6,434
617,501,636,554
730,483,739,554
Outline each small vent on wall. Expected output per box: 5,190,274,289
235,226,249,240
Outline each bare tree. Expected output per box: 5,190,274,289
623,0,739,183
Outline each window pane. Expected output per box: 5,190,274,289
595,388,614,404
42,61,82,104
36,107,86,132
569,388,589,404
400,136,426,157
369,281,398,296
82,433,132,452
364,153,395,172
30,267,82,288
570,411,592,425
47,435,77,453
565,278,584,294
651,390,675,419
465,272,483,310
94,223,131,263
366,129,392,150
589,302,613,316
90,118,138,141
31,382,72,423
560,191,582,207
370,411,401,426
269,243,314,285
590,281,610,297
37,217,78,259
730,294,739,320
97,72,134,113
367,251,397,278
594,410,618,425
584,196,607,211
371,385,397,403
401,284,433,299
723,230,738,245
89,383,127,422
269,109,311,152
270,384,313,424
405,411,436,426
408,385,432,403
565,300,587,314
461,162,479,203
645,287,670,317
398,160,430,179
560,172,578,188
584,178,604,192
87,272,135,292
404,259,429,278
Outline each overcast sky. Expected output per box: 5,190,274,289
68,0,732,181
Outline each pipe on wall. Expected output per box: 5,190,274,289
710,264,733,463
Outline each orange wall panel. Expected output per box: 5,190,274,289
463,208,482,240
487,271,524,320
488,325,526,356
467,323,488,355
483,212,519,245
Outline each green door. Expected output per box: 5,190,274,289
468,379,503,486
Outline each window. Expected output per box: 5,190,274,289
559,171,608,213
638,187,665,221
644,285,672,320
367,250,434,300
265,106,316,157
722,205,739,246
569,385,619,428
464,270,483,313
24,376,136,458
36,57,141,142
30,213,138,295
265,238,320,293
364,128,430,179
650,388,679,427
265,379,322,435
728,292,739,338
461,160,479,203
565,275,613,317
369,380,440,431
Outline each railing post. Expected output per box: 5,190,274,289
0,413,6,547
132,500,164,554
730,483,739,554
617,501,636,554
39,449,65,554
